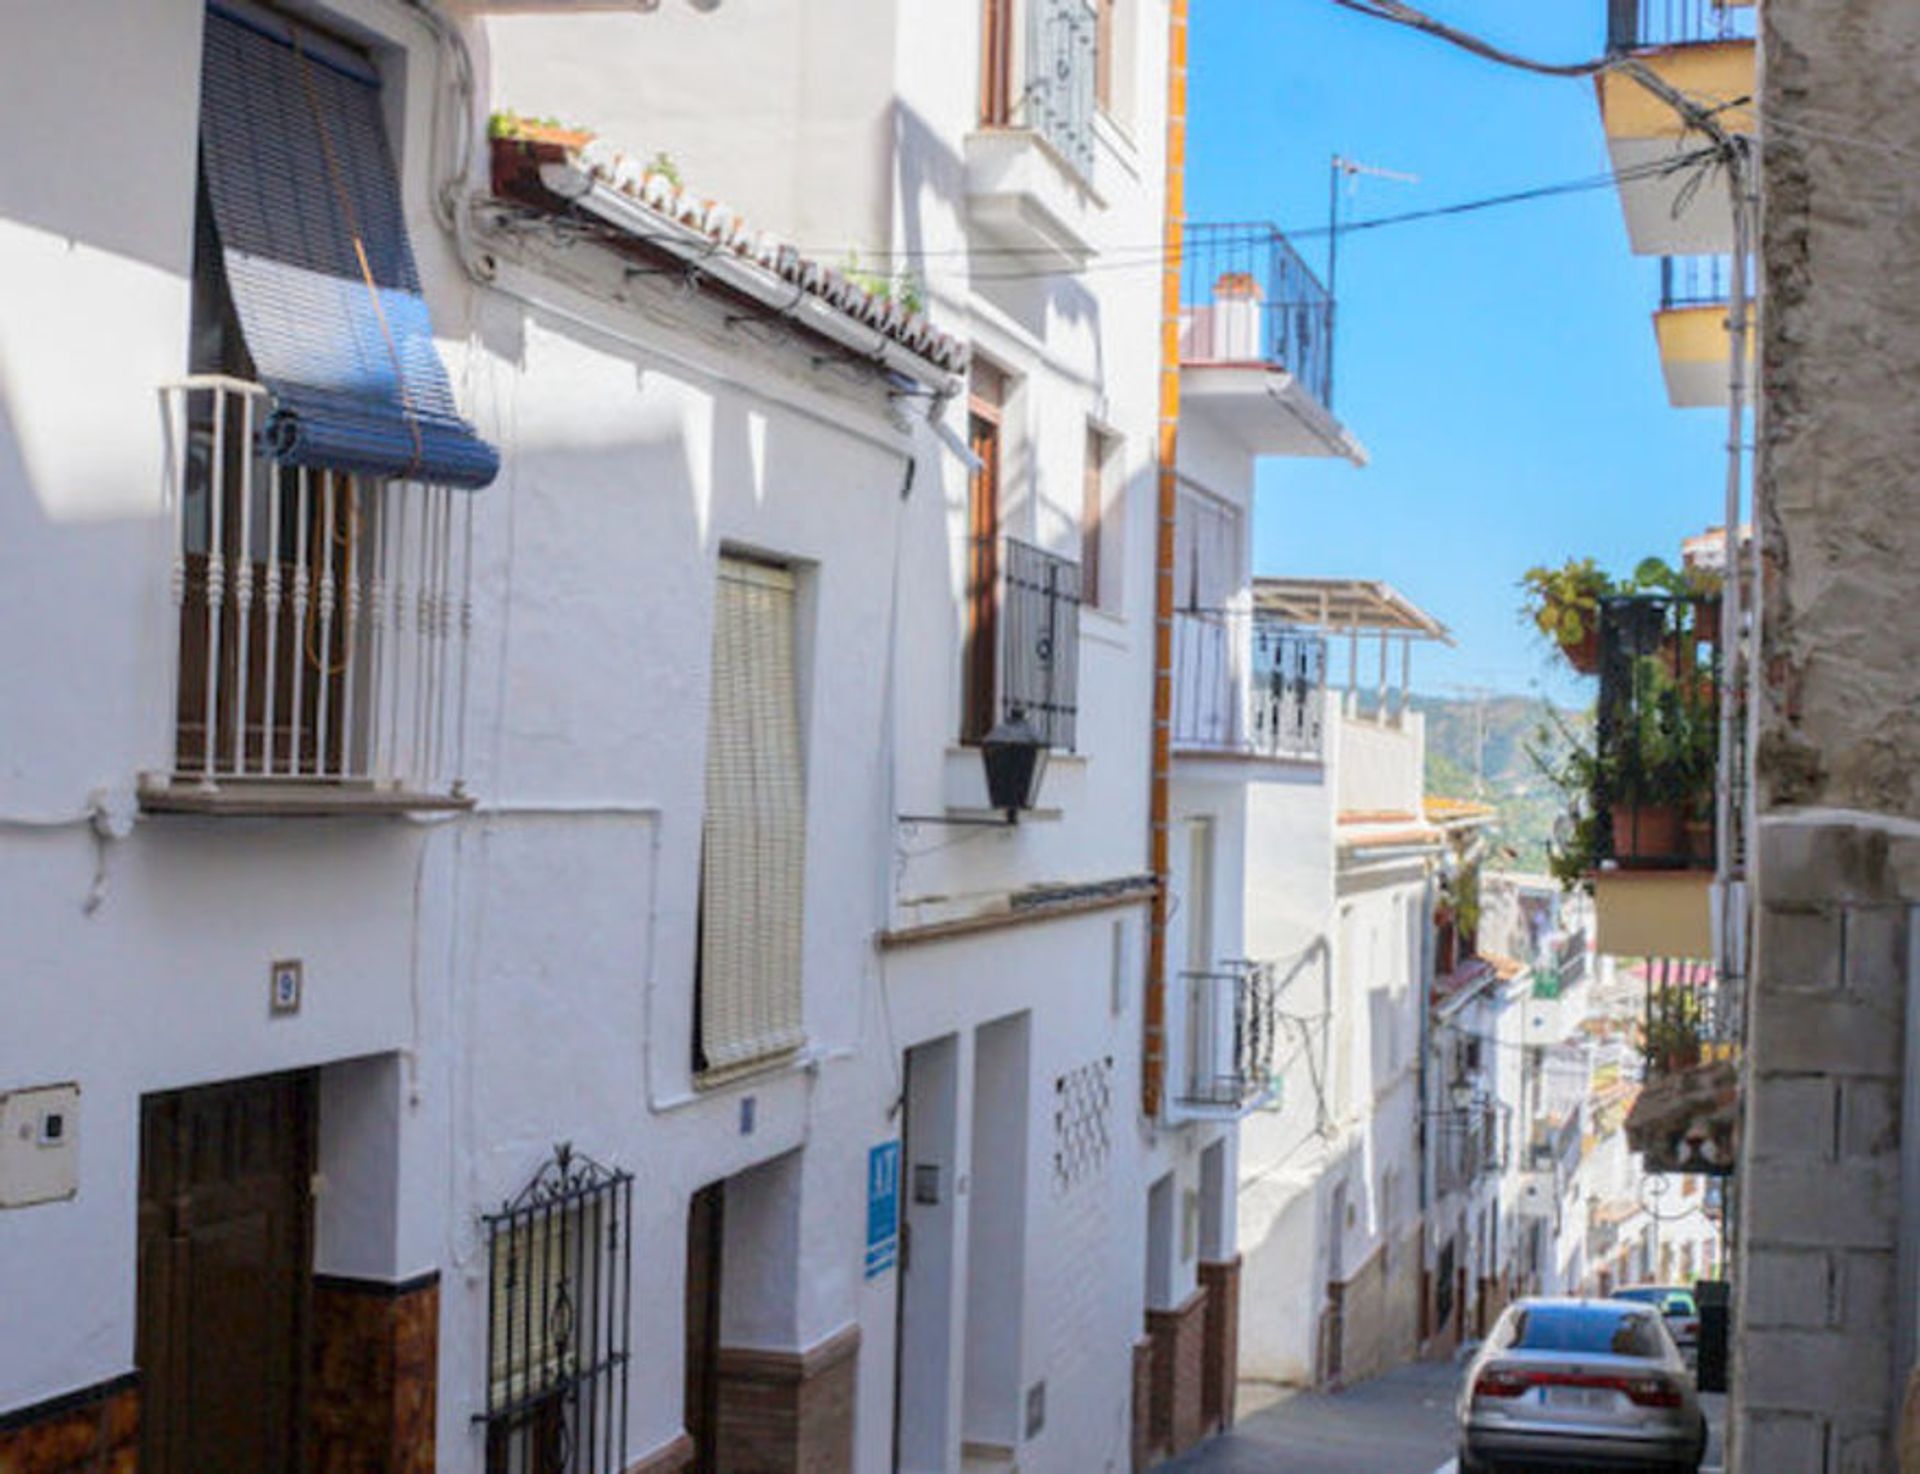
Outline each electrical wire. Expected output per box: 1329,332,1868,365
1328,0,1616,77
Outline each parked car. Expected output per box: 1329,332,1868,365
1613,1283,1702,1358
1457,1297,1708,1473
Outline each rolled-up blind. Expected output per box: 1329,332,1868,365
699,558,806,1076
198,0,498,489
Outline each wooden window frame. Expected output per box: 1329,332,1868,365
980,0,1015,127
963,370,1006,744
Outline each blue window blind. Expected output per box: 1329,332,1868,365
199,1,498,489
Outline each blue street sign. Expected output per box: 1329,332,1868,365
866,1140,901,1278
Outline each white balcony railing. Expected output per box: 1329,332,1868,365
1172,610,1326,761
152,377,474,808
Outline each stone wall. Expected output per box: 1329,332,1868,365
1145,1287,1208,1460
1757,1,1920,820
1748,0,1920,1468
1196,1258,1240,1436
1735,820,1916,1471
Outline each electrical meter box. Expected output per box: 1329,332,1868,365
0,1084,80,1207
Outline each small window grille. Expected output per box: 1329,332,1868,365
480,1145,633,1474
1051,1056,1114,1193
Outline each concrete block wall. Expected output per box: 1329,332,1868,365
1734,820,1916,1472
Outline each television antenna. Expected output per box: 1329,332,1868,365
1326,154,1419,403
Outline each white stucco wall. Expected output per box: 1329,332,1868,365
0,4,1218,1474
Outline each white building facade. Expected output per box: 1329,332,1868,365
0,3,1261,1473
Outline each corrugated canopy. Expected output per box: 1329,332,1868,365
1252,577,1452,642
199,2,498,488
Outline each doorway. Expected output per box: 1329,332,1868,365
137,1070,317,1474
894,1035,960,1472
685,1181,725,1474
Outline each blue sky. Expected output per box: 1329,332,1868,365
1186,1,1729,704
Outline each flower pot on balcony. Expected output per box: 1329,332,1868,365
1611,803,1682,862
1559,624,1602,675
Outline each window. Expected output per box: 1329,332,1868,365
162,1,494,803
1095,0,1118,113
696,557,807,1079
960,359,1081,749
963,363,1005,743
481,1147,633,1474
1082,424,1120,613
1173,484,1240,614
980,0,1015,126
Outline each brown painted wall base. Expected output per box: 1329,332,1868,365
1196,1257,1241,1435
625,1432,696,1474
1146,1286,1209,1460
310,1272,439,1474
713,1325,857,1473
1130,1335,1155,1473
0,1373,139,1474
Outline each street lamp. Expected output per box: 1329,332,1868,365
981,709,1049,822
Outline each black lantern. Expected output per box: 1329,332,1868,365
981,710,1049,821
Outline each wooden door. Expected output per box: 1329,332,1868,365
962,411,1001,742
138,1071,315,1474
685,1182,725,1474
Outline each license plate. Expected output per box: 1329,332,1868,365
1543,1386,1614,1410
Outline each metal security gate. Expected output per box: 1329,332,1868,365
480,1145,633,1474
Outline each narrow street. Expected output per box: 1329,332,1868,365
1160,1361,1727,1474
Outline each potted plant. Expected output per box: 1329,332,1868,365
1643,990,1705,1074
1521,559,1613,674
488,110,596,152
1601,654,1717,863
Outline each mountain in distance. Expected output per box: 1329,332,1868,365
1408,692,1589,873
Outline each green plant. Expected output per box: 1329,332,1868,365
1520,558,1612,649
487,110,595,144
843,253,928,317
1606,654,1717,813
646,150,682,187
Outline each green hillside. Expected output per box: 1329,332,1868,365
1412,694,1589,872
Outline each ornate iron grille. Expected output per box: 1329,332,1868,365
480,1145,633,1474
1171,611,1326,760
1432,1102,1505,1196
1175,962,1279,1112
1594,593,1720,870
1180,221,1334,408
1641,955,1738,1078
1026,0,1098,182
1000,537,1082,751
1051,1056,1113,1193
1608,0,1755,51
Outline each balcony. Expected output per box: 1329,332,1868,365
1625,957,1740,1173
1170,962,1280,1119
1178,223,1363,462
143,377,475,815
1596,1,1755,256
1433,1099,1505,1198
986,537,1082,752
1588,594,1718,959
1653,255,1754,408
1171,610,1326,762
966,0,1101,273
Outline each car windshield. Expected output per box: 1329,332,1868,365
1505,1304,1664,1357
1614,1287,1697,1316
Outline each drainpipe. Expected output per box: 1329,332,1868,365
1143,0,1189,1122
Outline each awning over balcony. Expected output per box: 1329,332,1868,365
199,2,499,489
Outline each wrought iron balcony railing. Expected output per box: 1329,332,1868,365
1433,1100,1505,1197
1608,0,1757,51
1660,254,1753,310
1594,593,1720,870
998,537,1082,751
1174,961,1279,1115
1641,957,1740,1080
1172,609,1326,761
154,377,474,807
1179,222,1335,408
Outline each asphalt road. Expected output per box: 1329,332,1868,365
1159,1360,1728,1474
